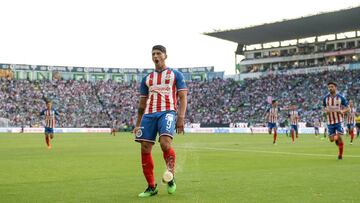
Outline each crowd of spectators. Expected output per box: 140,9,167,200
0,68,359,128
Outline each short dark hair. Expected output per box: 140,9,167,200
272,99,277,104
327,82,337,87
152,45,166,54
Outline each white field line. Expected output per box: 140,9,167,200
177,146,360,158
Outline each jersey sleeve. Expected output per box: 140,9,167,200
54,109,60,116
174,70,187,91
322,96,327,107
340,96,348,107
139,76,148,97
39,110,45,116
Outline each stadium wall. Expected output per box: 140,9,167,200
0,128,111,133
185,127,327,134
2,127,355,135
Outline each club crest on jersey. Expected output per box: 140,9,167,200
165,74,171,80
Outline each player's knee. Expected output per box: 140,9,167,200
141,142,153,153
159,137,172,151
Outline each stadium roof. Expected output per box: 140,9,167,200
205,6,360,45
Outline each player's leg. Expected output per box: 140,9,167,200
268,123,272,135
295,125,298,138
135,114,158,197
44,128,51,149
349,125,354,144
273,125,277,144
291,126,295,143
330,124,344,160
158,111,177,194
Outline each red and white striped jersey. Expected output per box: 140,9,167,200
40,109,60,128
346,108,356,124
322,93,348,125
289,110,299,125
140,68,187,114
267,107,280,123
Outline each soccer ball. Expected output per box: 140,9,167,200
162,170,173,183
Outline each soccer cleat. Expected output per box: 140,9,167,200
350,142,353,145
338,155,343,160
138,184,158,197
167,179,176,194
47,145,52,149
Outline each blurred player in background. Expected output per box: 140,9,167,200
284,118,290,137
289,105,300,143
39,100,60,149
313,118,321,137
356,114,360,138
133,45,187,197
323,82,349,160
266,100,280,144
111,119,117,136
346,100,356,144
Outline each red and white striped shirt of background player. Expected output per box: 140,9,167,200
322,93,348,125
140,68,187,114
266,107,280,123
346,107,356,124
40,109,60,128
289,110,299,125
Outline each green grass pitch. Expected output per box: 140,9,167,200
0,133,359,203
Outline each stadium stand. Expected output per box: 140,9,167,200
1,65,359,128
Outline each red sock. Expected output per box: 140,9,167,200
274,131,277,143
163,147,176,174
141,152,155,188
338,141,344,157
45,136,50,146
291,131,294,142
350,130,354,142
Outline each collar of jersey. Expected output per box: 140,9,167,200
155,67,169,73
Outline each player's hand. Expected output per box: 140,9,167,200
132,126,141,135
176,117,185,134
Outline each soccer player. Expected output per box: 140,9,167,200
133,45,187,197
289,105,300,143
356,115,360,138
39,100,60,149
313,118,321,137
346,100,356,144
323,82,349,160
111,119,117,136
266,100,280,144
284,118,290,137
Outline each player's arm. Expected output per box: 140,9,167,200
55,110,61,122
340,96,349,114
322,97,330,114
176,90,187,134
133,97,147,134
133,76,148,134
174,70,188,134
38,110,44,117
265,108,270,121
